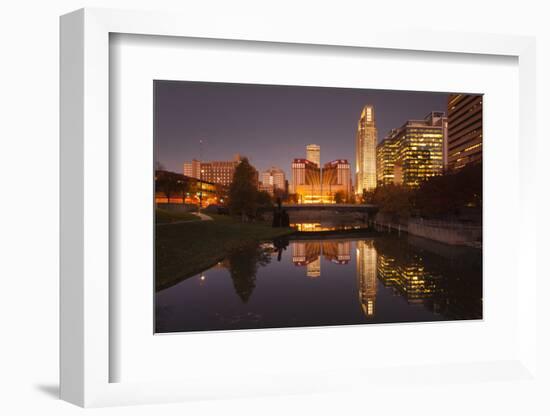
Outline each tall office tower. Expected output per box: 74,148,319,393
356,240,377,318
376,129,399,186
377,111,447,187
355,105,378,194
183,159,201,179
447,94,483,170
306,144,321,167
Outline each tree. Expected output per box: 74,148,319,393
334,190,346,204
156,173,186,204
228,158,259,222
256,190,273,208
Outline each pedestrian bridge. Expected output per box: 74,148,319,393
281,203,378,213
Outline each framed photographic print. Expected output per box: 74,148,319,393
60,7,541,408
153,80,483,334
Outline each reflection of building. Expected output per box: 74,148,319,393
291,240,351,277
377,252,437,304
306,144,321,167
291,241,321,267
356,240,377,318
323,241,351,264
260,167,286,195
376,111,447,187
356,105,378,194
307,258,321,278
447,94,483,170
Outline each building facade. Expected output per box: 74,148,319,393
260,167,286,195
376,129,399,186
306,144,321,167
447,94,483,170
322,159,352,201
182,155,242,187
291,158,351,203
355,105,378,194
183,159,201,179
376,111,447,188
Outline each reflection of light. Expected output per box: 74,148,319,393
200,274,206,281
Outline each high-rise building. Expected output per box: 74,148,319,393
183,159,201,179
376,111,447,187
376,129,399,186
306,144,320,167
447,94,483,170
355,105,378,194
260,167,286,195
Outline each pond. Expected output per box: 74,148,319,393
155,231,482,333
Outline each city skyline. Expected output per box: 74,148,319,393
155,81,449,179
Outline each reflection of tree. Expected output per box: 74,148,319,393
224,243,271,303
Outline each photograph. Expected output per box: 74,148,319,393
154,80,483,333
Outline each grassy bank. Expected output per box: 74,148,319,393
156,216,293,291
156,208,199,224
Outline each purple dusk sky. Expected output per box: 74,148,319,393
154,81,450,177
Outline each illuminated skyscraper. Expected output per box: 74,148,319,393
447,94,483,170
356,240,377,318
355,105,378,194
377,111,447,187
306,144,321,167
376,129,399,186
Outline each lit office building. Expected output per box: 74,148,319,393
447,94,483,170
260,167,286,195
306,144,321,167
356,240,377,318
355,105,378,194
376,129,399,186
377,111,447,188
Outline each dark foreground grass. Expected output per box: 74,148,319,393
156,217,293,291
156,209,199,224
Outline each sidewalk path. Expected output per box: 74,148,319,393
192,212,213,221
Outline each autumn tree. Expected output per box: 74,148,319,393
228,158,259,221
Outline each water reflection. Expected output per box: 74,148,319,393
156,234,482,333
357,240,377,318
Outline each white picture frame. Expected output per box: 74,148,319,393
60,7,539,408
